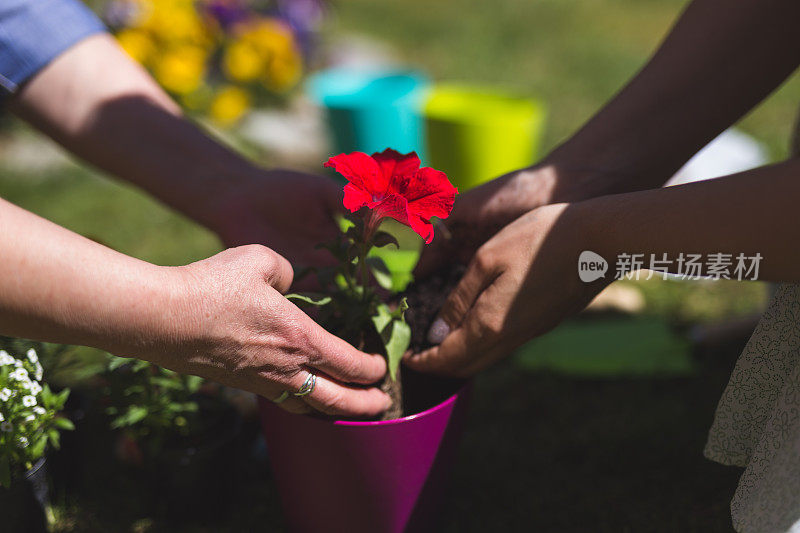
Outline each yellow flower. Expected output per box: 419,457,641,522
266,49,302,91
222,40,264,82
237,18,304,91
154,46,207,95
209,86,251,126
116,29,155,65
139,0,212,48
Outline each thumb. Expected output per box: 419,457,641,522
262,248,294,294
426,252,497,345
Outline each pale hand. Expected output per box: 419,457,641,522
154,245,390,417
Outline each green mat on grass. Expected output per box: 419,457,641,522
513,317,694,377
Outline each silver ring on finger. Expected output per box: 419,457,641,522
294,372,317,397
272,391,290,404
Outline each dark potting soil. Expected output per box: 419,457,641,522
312,262,468,422
402,263,467,353
397,263,468,416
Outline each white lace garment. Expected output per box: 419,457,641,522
705,284,800,532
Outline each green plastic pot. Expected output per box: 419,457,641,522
424,84,546,190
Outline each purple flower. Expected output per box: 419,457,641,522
274,0,326,56
203,0,253,31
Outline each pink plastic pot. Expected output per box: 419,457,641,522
258,380,472,533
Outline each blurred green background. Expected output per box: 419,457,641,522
1,0,783,323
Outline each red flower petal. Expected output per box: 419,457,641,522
342,182,372,212
372,149,421,181
325,149,457,243
371,194,410,227
324,152,387,197
405,167,458,221
407,213,435,244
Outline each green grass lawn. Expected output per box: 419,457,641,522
330,0,800,160
0,160,221,267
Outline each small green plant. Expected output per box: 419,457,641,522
102,357,204,457
0,347,73,488
289,149,457,418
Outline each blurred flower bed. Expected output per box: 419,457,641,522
98,0,325,126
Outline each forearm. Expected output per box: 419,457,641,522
543,0,800,202
0,197,188,359
8,34,257,229
578,158,800,282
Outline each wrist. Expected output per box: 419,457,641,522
562,194,619,263
96,263,202,367
533,149,640,204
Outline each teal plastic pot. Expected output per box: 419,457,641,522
424,84,546,190
307,68,428,162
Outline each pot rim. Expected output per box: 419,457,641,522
25,456,46,478
332,380,470,427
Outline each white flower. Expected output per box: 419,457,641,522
24,414,35,422
34,363,43,381
0,412,4,422
33,407,45,416
0,351,14,366
22,395,36,407
0,388,11,401
13,359,22,368
29,382,42,395
17,436,28,448
26,349,38,364
10,368,29,381
0,421,12,432
20,380,31,390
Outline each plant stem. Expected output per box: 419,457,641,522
358,243,370,303
380,367,403,420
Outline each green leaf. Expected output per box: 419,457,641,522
185,375,203,394
149,377,184,390
130,359,151,372
52,417,75,431
111,405,148,429
371,303,392,334
372,231,399,249
0,455,10,488
30,435,48,459
394,297,409,317
107,356,130,371
54,387,70,410
337,214,356,233
367,249,418,292
385,320,411,381
366,257,393,290
40,384,54,409
371,305,412,381
47,429,61,450
171,401,199,413
286,293,333,307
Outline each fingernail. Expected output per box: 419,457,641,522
427,318,450,345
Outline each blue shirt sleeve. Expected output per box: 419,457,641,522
0,0,107,94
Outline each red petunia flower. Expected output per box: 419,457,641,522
324,149,458,244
